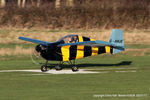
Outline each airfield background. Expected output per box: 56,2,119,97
0,0,149,29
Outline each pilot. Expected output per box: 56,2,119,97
68,36,78,43
72,36,78,43
68,36,73,43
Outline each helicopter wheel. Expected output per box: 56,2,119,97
71,66,78,72
41,65,48,72
55,65,62,71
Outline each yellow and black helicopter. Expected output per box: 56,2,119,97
19,29,125,72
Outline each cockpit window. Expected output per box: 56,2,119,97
58,35,78,44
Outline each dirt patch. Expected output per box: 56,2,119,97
0,29,150,44
123,48,150,56
0,46,32,55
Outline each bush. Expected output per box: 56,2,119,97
0,0,149,29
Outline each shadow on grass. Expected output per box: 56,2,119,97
77,61,132,68
47,61,132,69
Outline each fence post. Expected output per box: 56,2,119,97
1,0,5,7
37,0,40,7
67,0,73,7
22,0,26,7
18,0,21,7
55,0,60,8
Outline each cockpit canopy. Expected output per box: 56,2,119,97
58,35,79,44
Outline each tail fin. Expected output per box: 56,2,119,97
109,29,125,54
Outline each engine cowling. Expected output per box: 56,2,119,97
35,44,56,60
35,44,47,53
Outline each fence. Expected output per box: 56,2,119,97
0,0,74,8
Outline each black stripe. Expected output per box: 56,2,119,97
98,47,106,54
56,47,63,61
110,47,113,54
84,46,92,57
83,36,90,41
69,45,77,60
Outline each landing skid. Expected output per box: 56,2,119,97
41,60,48,72
68,60,78,72
40,60,79,72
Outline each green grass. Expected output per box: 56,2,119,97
0,54,150,70
0,54,150,100
0,43,36,49
0,71,149,100
0,34,150,100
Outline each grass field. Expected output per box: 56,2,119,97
0,55,150,100
0,29,150,100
